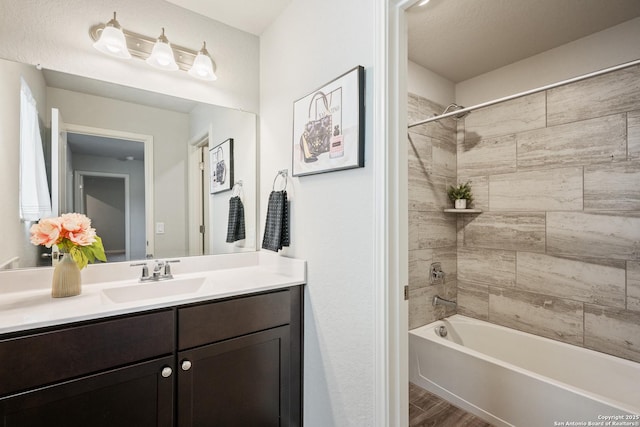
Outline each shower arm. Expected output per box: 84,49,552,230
407,57,640,129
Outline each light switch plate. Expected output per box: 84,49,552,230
156,222,165,234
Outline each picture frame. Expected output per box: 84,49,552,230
209,138,234,194
292,66,365,176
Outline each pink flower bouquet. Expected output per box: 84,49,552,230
30,213,107,269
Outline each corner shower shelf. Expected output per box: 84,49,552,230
443,209,482,213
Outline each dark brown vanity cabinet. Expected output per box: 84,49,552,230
0,286,303,427
0,310,176,426
177,288,302,426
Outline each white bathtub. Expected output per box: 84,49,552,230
409,315,640,427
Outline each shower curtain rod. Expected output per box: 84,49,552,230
407,58,640,129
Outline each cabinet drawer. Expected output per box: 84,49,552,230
178,290,290,350
0,310,175,397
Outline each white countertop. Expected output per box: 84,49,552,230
0,252,306,335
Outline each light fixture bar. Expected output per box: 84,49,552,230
90,24,214,73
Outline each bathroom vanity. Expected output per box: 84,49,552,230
0,253,305,426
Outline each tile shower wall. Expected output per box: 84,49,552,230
408,94,457,329
457,64,640,362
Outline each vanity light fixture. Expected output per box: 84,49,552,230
92,12,131,59
188,42,217,81
418,0,431,5
146,28,179,71
90,12,218,81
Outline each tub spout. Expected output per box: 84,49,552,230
433,295,457,309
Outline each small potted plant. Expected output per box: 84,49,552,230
447,181,473,209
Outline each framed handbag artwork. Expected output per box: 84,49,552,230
209,138,234,194
292,66,365,176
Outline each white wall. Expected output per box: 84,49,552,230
47,87,190,259
0,59,47,268
260,0,376,425
407,60,455,107
0,0,259,113
189,105,257,254
456,17,640,106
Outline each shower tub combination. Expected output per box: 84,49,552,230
409,315,640,427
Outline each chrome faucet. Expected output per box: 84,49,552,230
130,259,180,282
433,295,457,309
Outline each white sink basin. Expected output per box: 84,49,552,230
102,277,206,304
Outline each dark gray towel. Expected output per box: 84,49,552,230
262,190,289,252
226,196,246,243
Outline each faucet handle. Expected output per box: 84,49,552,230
164,259,180,276
130,262,149,279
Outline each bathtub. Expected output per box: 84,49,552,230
409,315,640,427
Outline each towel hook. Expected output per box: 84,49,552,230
272,169,288,191
232,180,243,197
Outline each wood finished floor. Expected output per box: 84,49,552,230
409,383,493,427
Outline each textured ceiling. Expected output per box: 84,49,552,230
407,0,640,82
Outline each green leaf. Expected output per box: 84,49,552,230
92,236,107,262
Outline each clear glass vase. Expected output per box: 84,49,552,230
52,253,81,298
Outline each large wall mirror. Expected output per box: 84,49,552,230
0,57,257,270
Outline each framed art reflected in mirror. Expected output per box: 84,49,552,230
209,138,234,194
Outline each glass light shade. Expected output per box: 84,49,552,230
188,53,217,81
146,40,178,71
93,26,131,59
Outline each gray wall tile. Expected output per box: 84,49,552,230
457,281,489,320
458,134,516,176
547,64,640,126
461,212,545,252
584,305,640,363
489,287,583,345
456,176,488,211
409,249,433,291
432,138,457,178
630,111,640,160
517,114,626,170
547,212,640,260
408,132,432,178
628,261,640,312
458,247,515,287
489,168,583,211
409,281,457,329
409,211,457,250
408,247,457,291
584,162,640,211
409,170,454,212
516,252,626,308
463,92,546,140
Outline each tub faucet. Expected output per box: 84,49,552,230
433,295,457,309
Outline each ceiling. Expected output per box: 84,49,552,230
165,0,292,35
407,0,640,82
166,0,640,81
43,70,199,114
67,133,144,161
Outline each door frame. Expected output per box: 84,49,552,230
65,124,155,259
374,1,412,426
187,128,212,256
75,170,130,261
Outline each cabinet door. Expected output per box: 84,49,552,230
178,326,290,427
0,356,174,427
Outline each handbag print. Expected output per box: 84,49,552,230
212,146,226,184
300,91,332,162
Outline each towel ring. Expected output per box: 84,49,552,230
231,180,243,198
272,169,288,191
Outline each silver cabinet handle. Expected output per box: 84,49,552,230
181,360,192,371
161,366,173,378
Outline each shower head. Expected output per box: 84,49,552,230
441,103,470,120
